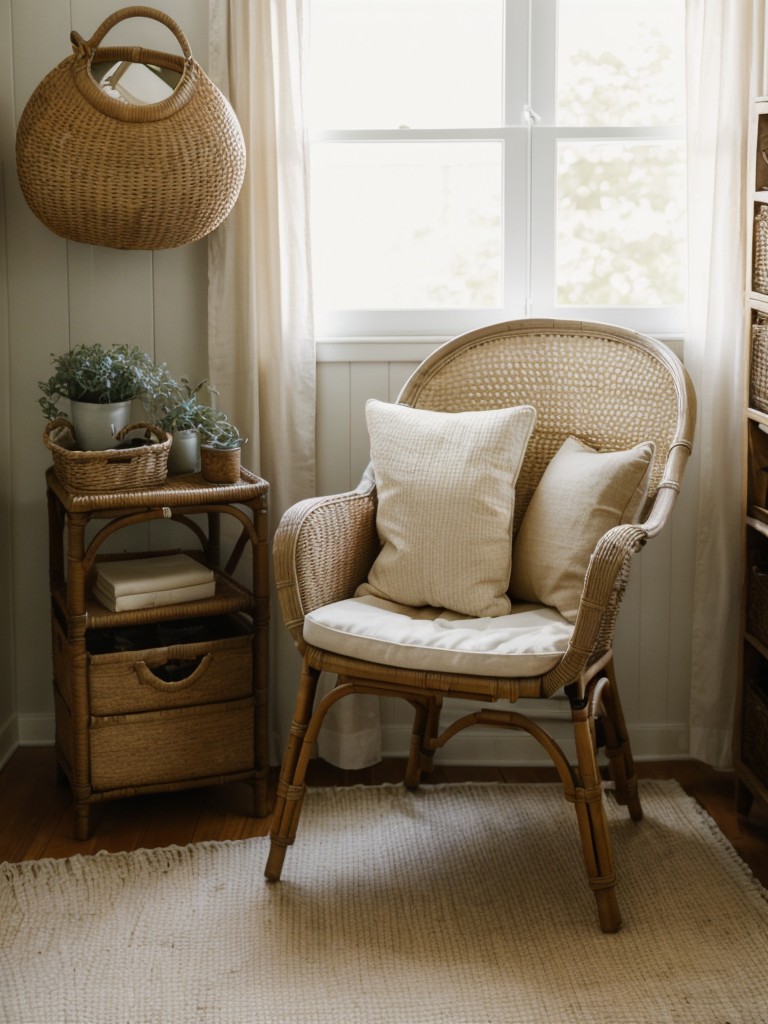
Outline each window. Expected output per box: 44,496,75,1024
308,0,686,339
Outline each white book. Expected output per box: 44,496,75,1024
93,578,216,613
95,553,214,599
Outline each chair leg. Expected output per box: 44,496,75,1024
599,659,643,821
404,696,443,788
265,659,321,882
570,693,622,933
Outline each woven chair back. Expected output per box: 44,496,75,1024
397,319,695,533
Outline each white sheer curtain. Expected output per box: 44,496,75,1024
208,0,316,757
686,0,765,767
208,0,379,768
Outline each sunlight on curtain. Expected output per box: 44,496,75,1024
208,1,380,767
208,0,317,759
686,0,765,767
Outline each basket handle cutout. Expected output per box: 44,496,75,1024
71,6,192,62
134,653,213,692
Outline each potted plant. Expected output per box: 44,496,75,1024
148,376,210,475
198,411,247,484
39,343,166,451
147,374,246,481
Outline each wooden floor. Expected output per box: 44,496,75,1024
2,747,768,888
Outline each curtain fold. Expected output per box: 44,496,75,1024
686,0,765,767
208,0,316,757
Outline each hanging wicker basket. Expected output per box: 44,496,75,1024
15,6,246,250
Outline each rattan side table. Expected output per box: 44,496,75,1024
45,466,269,839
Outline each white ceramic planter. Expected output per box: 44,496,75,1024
168,429,201,475
70,399,132,451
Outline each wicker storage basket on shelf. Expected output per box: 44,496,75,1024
747,561,768,649
44,419,171,493
754,206,768,295
742,680,768,784
750,313,768,413
15,6,246,250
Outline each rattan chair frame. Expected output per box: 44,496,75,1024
266,318,696,933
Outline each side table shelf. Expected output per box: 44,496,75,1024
45,466,269,839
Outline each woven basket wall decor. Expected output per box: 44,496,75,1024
15,6,246,250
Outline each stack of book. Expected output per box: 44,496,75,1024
93,553,216,612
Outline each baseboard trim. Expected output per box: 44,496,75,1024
11,713,689,767
0,713,19,770
379,720,690,766
16,713,55,747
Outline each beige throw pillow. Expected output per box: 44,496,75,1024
510,436,655,622
357,400,536,617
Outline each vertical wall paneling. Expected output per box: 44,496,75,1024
0,0,16,765
349,362,388,484
68,247,155,351
6,0,73,734
152,245,209,383
316,360,352,495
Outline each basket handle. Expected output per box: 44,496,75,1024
71,6,193,62
43,417,77,450
113,422,170,445
134,653,213,693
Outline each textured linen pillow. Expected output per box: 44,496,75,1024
509,436,655,622
356,399,536,617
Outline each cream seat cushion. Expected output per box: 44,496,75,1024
510,436,655,622
356,399,536,618
304,596,574,678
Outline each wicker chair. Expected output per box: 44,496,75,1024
265,318,696,932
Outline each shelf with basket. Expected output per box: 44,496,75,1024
45,465,270,839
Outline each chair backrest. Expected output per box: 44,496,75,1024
397,319,696,533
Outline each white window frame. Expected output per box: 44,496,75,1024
311,0,686,343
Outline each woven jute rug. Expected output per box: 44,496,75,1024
1,780,767,1024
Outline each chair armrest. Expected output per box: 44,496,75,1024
542,435,692,696
273,480,380,647
543,522,647,695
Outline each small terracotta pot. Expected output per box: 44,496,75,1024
200,445,241,483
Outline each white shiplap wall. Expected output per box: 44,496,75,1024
0,0,698,770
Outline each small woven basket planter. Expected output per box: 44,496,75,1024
200,445,242,484
16,6,245,250
44,419,171,493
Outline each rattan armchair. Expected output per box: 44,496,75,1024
266,319,696,932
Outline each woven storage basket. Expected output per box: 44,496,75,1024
200,445,242,484
44,419,170,493
754,206,768,294
747,562,768,648
743,680,768,786
750,314,768,412
16,6,245,250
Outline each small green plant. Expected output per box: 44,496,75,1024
149,376,215,433
148,373,246,449
39,343,166,420
199,412,246,450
